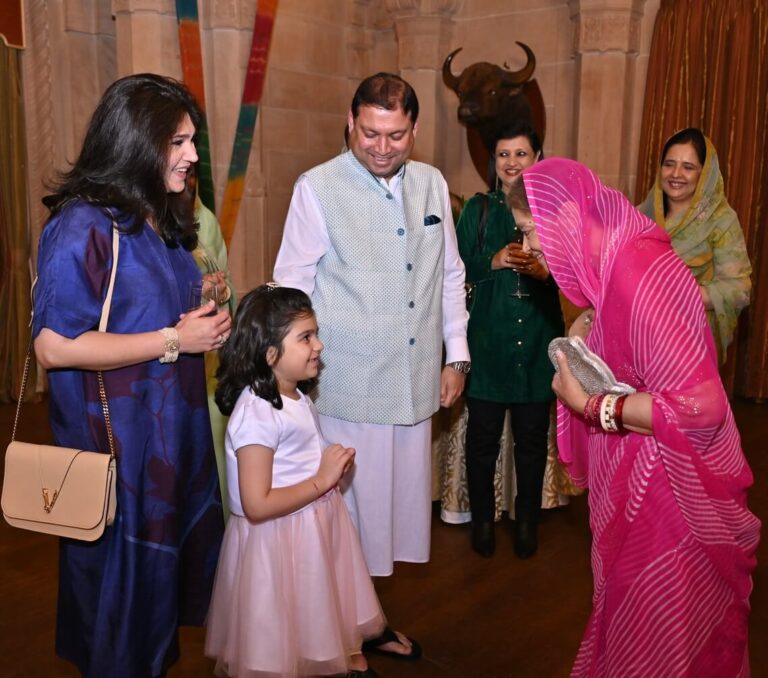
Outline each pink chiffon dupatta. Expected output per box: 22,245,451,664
523,159,760,677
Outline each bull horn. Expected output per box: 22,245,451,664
503,41,535,84
442,47,463,91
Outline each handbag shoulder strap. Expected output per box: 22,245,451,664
12,217,120,459
99,224,120,332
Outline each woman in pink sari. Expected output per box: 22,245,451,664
509,158,760,677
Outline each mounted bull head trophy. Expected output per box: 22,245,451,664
442,42,546,188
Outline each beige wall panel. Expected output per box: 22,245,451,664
266,69,350,115
267,149,330,195
278,0,349,25
369,30,398,74
261,108,309,153
460,0,566,16
550,60,577,158
313,113,349,156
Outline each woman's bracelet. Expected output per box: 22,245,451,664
613,395,627,431
598,393,628,433
157,327,180,364
600,394,619,432
583,393,604,427
583,392,628,433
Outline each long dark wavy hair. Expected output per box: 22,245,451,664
215,286,316,415
42,73,203,250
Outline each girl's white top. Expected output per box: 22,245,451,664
225,388,327,517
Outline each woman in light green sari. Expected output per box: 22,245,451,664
638,128,751,363
188,166,237,519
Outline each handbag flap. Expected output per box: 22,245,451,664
2,442,115,530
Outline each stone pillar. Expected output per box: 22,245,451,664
384,0,461,170
569,0,646,192
112,0,180,78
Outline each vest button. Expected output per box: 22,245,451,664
397,228,405,236
408,301,415,308
386,193,393,199
406,263,413,271
409,338,416,345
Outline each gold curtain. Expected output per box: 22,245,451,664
0,41,33,402
636,0,768,399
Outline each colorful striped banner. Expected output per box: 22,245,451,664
219,0,278,248
175,0,215,212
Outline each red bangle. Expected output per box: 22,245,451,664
583,393,604,427
614,395,627,431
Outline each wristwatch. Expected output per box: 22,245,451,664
446,361,471,374
158,327,180,364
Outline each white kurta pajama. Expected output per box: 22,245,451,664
274,151,468,576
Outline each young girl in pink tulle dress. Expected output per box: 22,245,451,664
205,284,385,677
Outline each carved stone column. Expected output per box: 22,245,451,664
384,0,461,169
569,0,646,192
112,0,180,78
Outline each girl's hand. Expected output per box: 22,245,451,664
507,242,548,280
316,443,356,493
569,308,595,340
176,302,232,353
551,350,589,414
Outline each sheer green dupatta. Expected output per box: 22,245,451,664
638,136,751,363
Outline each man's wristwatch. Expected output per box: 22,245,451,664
446,361,471,374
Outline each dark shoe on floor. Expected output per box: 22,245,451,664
471,520,495,557
346,667,379,677
514,520,538,559
362,627,422,661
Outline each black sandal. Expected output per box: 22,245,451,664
346,668,379,677
362,627,422,662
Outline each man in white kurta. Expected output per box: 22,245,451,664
274,74,469,578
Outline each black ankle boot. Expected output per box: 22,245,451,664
471,520,495,557
514,519,538,559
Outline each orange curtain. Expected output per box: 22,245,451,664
636,0,768,399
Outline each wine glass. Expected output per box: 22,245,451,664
508,229,529,299
188,279,220,315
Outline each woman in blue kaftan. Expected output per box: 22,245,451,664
32,74,231,677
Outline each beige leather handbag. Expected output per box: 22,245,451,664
2,225,119,541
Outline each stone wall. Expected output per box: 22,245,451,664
19,0,660,297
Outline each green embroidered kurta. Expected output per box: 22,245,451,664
457,191,564,403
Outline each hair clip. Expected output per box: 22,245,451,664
265,282,280,291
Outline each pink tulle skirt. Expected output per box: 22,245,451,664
205,489,386,677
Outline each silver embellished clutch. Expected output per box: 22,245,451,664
548,337,636,395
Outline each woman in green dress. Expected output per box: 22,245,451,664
638,128,751,363
457,121,564,559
